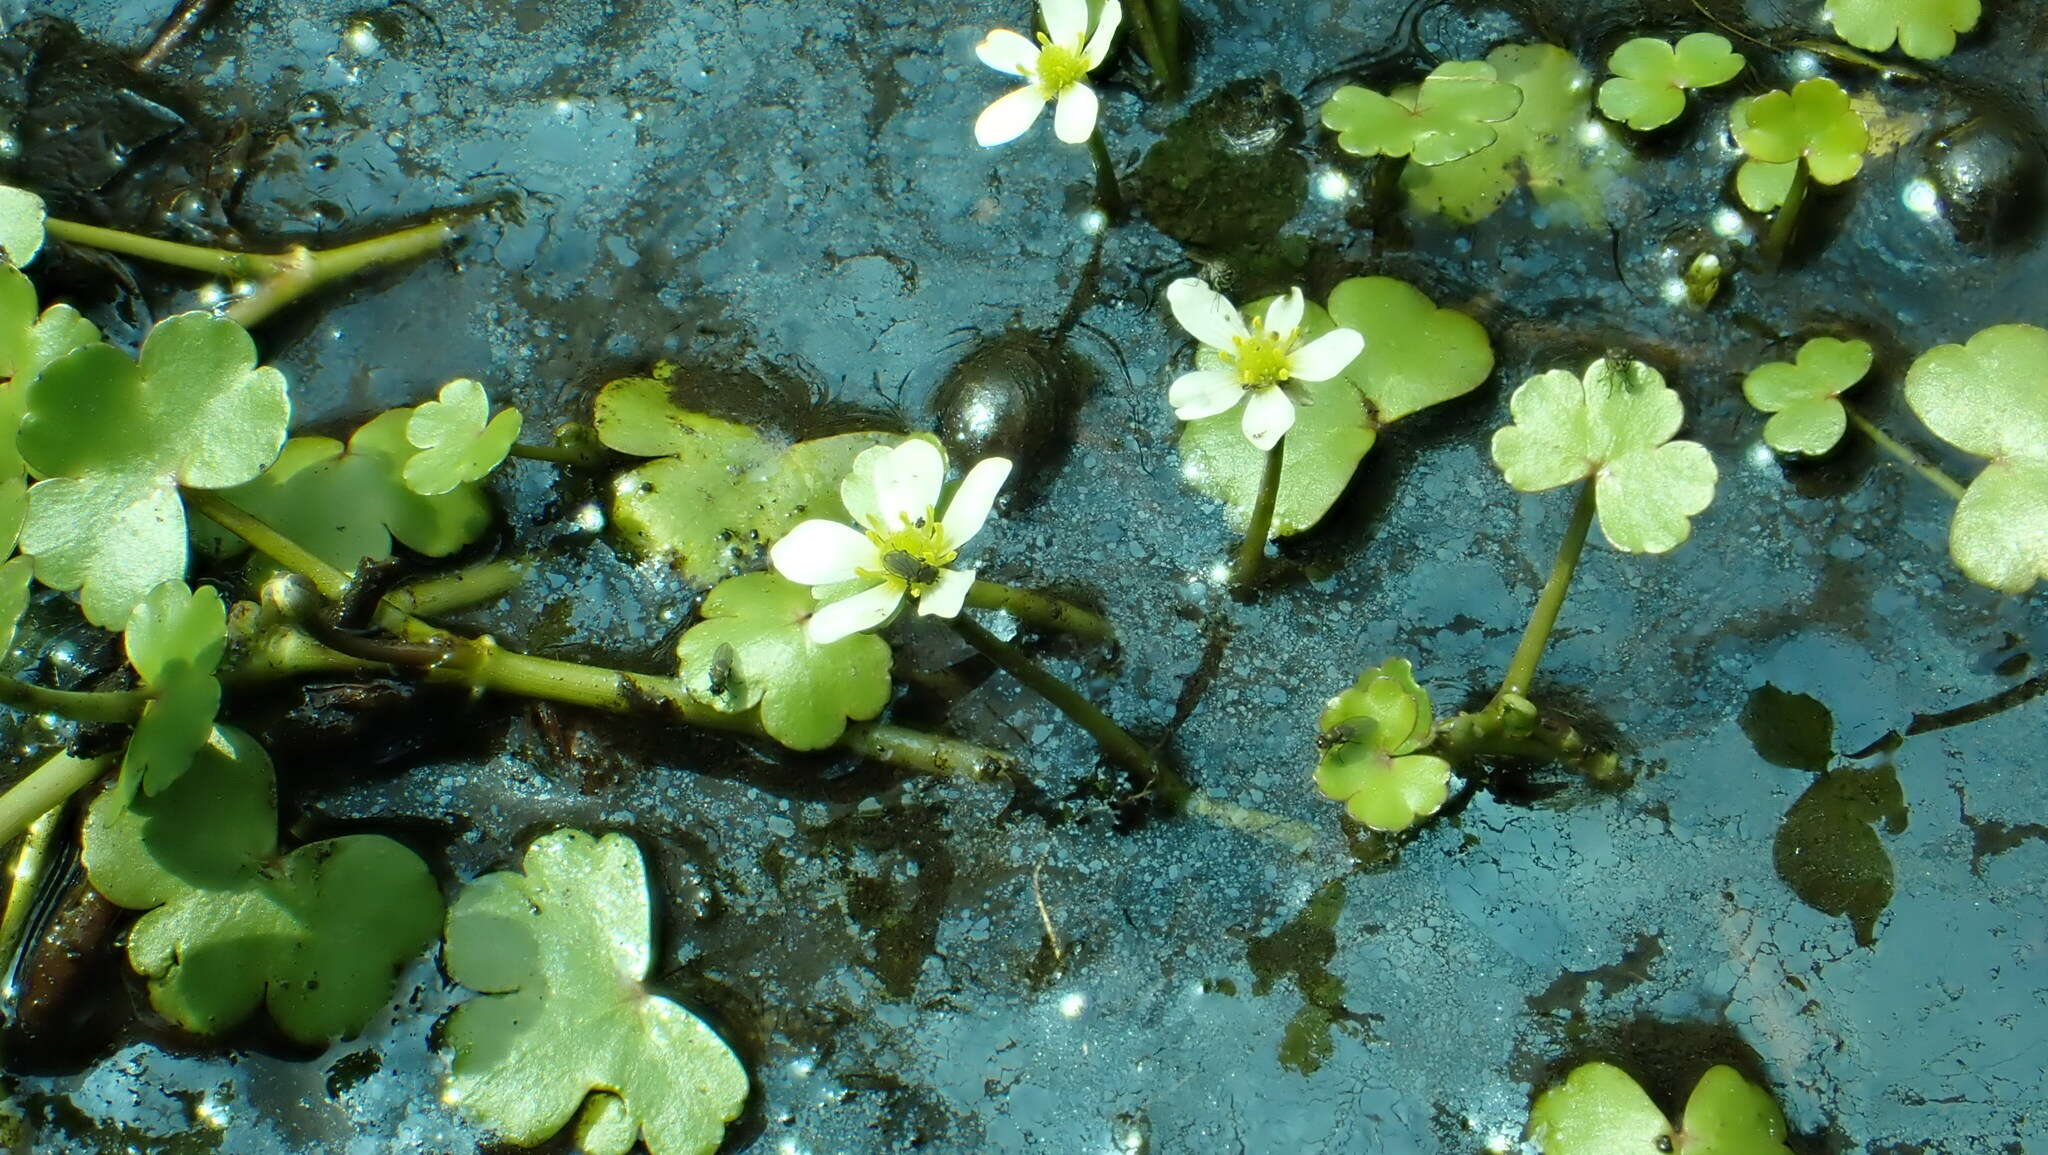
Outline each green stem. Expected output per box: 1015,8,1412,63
385,560,531,617
1430,699,1621,784
0,804,63,979
1845,408,1967,500
1762,157,1810,269
0,677,149,724
1500,480,1597,699
1232,436,1285,598
44,218,283,278
0,754,110,847
1123,0,1179,97
226,220,458,327
1157,0,1181,77
1086,130,1125,221
964,579,1114,643
950,614,1161,785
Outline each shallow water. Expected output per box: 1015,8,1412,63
4,0,2046,1151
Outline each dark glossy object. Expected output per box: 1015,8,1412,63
1928,115,2043,245
933,332,1084,489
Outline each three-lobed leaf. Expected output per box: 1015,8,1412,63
1824,0,1980,60
1313,657,1452,832
1321,61,1523,166
1527,1062,1792,1154
120,581,227,795
675,571,893,750
402,378,522,496
441,828,749,1155
1597,34,1744,131
1742,336,1873,456
1730,79,1869,187
1903,323,2048,592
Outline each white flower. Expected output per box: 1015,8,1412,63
974,0,1122,147
770,439,1012,644
1164,279,1368,452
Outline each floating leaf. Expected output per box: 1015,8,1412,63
1527,1062,1792,1154
0,555,30,654
1730,79,1869,187
1824,0,1980,60
0,184,44,267
81,726,442,1042
442,829,749,1155
0,267,102,490
17,313,289,627
1313,657,1452,832
1178,296,1377,536
1491,357,1718,553
1325,276,1493,424
1737,684,1834,774
120,581,226,795
1904,324,2048,592
1597,34,1744,131
403,378,522,496
1321,61,1523,166
1734,159,1799,213
675,572,892,750
595,375,895,586
1774,765,1906,946
1742,337,1873,456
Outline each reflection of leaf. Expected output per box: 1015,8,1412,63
1527,1062,1792,1155
595,376,895,586
81,726,442,1042
121,581,227,795
1491,357,1718,554
1313,657,1452,832
1597,34,1745,131
1321,61,1522,166
1325,276,1492,425
1742,337,1873,457
403,378,522,496
675,572,892,750
1738,684,1834,774
442,829,749,1155
1178,297,1376,537
1825,0,1980,60
1730,79,1869,186
1903,324,2048,593
1774,765,1907,946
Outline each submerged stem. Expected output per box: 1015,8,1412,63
1123,0,1180,97
1762,157,1810,269
1845,408,1967,500
1232,436,1285,599
950,614,1158,781
965,579,1114,643
505,441,607,468
0,753,111,847
1500,480,1597,699
385,559,531,617
0,678,150,725
1086,130,1125,221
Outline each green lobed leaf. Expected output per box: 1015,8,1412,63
120,581,228,795
18,313,289,626
1742,337,1872,457
1773,765,1906,946
0,184,44,267
1597,34,1744,131
0,554,31,654
1904,323,2048,592
1313,658,1452,833
1734,159,1799,213
1729,79,1869,186
402,378,523,496
675,572,893,750
441,828,749,1155
0,265,102,481
1679,1066,1793,1155
1325,276,1493,424
1824,0,1980,60
1321,61,1522,166
1526,1061,1672,1154
81,726,442,1042
1178,297,1377,536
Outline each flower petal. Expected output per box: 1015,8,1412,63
1040,0,1086,46
1166,278,1250,350
1263,287,1306,340
874,438,946,525
976,86,1048,147
976,28,1039,77
1241,388,1296,451
807,582,905,645
1082,0,1122,67
1053,82,1100,144
839,444,894,529
941,457,1012,548
770,519,881,586
1288,328,1366,382
1169,369,1246,420
916,567,976,619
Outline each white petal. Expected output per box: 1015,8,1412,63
873,438,947,526
1166,278,1250,350
976,28,1039,77
1053,83,1100,144
976,85,1048,146
839,444,894,530
916,567,976,619
807,582,905,645
770,520,880,586
940,457,1012,548
1082,0,1122,66
1262,288,1305,340
1168,369,1246,421
1241,388,1296,451
1040,0,1086,46
1288,328,1366,382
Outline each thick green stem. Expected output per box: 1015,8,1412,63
1123,0,1180,97
0,754,110,847
965,579,1114,643
1232,437,1285,598
1430,697,1621,784
0,677,149,724
44,218,281,278
1500,480,1597,699
385,560,531,617
1762,157,1810,269
1845,408,1967,500
1086,130,1125,221
0,804,63,980
950,614,1160,784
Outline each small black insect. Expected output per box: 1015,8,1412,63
882,549,941,587
1315,722,1360,752
705,643,737,700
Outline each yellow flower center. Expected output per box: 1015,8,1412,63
1032,37,1090,96
1225,333,1294,389
862,511,957,595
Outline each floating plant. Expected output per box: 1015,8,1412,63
118,580,226,795
1527,1062,1793,1154
1728,78,1870,262
1741,336,1874,456
975,0,1127,213
1595,33,1744,132
1321,61,1523,166
401,377,523,496
1823,0,1981,60
1312,658,1453,832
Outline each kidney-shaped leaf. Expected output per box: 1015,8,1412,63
1526,1061,1672,1154
1679,1065,1793,1155
1825,0,1980,60
442,828,749,1155
1325,276,1492,424
1742,336,1873,457
1598,34,1745,131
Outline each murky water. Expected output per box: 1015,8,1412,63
3,0,2045,1150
